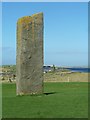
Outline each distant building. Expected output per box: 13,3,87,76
43,66,53,73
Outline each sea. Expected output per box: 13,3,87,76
66,68,90,73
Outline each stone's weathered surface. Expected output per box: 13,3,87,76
16,13,43,95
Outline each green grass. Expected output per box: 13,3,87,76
2,82,88,118
0,84,2,119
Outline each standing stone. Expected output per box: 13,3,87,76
16,13,44,95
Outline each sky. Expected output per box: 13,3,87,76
2,2,88,67
1,0,89,2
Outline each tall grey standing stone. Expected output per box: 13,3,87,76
16,13,44,95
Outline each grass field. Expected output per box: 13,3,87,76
2,82,88,118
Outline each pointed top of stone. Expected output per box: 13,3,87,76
17,12,43,25
32,12,43,17
17,16,32,25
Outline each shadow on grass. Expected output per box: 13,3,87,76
16,92,57,97
44,92,57,95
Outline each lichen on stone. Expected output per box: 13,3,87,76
17,16,32,25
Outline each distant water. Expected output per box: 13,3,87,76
66,68,90,73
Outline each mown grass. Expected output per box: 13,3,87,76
2,82,88,118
